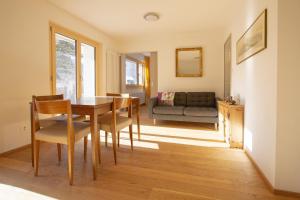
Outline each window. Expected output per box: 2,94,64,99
125,59,137,85
125,57,144,87
50,24,99,100
55,34,76,100
138,63,144,86
81,43,96,97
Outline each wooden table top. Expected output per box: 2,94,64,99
70,96,139,109
71,96,113,107
29,96,139,107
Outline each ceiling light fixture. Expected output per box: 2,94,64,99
144,12,160,22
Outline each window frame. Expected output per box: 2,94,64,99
49,22,100,98
125,56,145,88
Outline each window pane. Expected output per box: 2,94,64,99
125,59,137,85
55,33,76,101
81,43,95,97
139,63,144,86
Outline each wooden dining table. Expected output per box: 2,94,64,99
30,96,141,180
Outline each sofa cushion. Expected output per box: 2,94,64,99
157,92,175,106
186,92,215,107
184,107,218,117
174,92,187,106
153,106,184,115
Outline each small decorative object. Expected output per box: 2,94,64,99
235,94,241,105
176,47,203,77
157,92,175,106
225,96,236,105
236,9,267,64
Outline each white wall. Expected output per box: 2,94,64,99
118,31,225,98
106,50,120,93
0,0,117,153
276,0,300,193
150,52,158,97
226,0,278,186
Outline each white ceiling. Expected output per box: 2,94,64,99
48,0,239,40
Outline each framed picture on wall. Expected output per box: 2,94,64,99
176,47,203,77
236,9,267,64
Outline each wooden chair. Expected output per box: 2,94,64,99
32,95,85,127
33,99,90,185
105,93,121,147
98,97,133,164
104,93,130,147
32,95,87,165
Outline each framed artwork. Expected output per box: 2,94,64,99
236,9,267,64
176,47,203,77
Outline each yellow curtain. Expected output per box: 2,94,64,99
144,56,150,103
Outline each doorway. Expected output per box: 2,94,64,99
120,52,157,105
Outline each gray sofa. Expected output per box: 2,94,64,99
148,92,218,125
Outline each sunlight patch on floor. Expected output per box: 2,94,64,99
95,133,160,150
88,123,228,148
100,135,160,149
0,183,57,200
100,129,228,148
133,125,224,141
131,133,228,148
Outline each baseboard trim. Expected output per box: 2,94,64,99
274,189,300,198
244,150,300,198
244,150,274,192
0,144,31,157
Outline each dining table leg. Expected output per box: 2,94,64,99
90,112,99,180
30,103,34,167
136,99,141,140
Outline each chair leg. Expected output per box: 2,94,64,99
105,131,108,147
57,143,62,162
67,142,74,185
98,133,101,164
117,131,120,147
84,136,87,162
111,131,117,165
214,123,218,131
129,125,133,151
34,140,40,176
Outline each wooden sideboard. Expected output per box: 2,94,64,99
218,101,244,149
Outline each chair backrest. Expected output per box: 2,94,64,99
112,97,132,118
33,94,64,101
35,100,71,115
33,99,73,135
32,94,64,112
113,97,131,110
33,99,75,143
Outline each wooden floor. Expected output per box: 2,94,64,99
0,107,297,200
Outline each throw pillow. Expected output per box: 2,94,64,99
158,92,175,106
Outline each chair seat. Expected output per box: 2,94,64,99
40,115,85,127
98,114,132,132
35,122,90,144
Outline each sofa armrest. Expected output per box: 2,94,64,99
148,97,158,118
215,97,222,109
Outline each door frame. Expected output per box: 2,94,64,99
49,22,101,98
224,34,232,99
